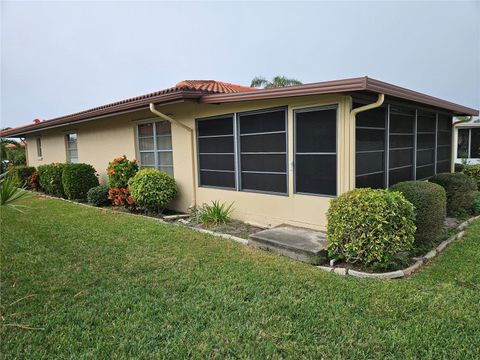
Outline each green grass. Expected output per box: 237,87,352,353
1,196,479,359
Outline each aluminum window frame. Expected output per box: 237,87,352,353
65,132,78,163
237,106,289,196
293,105,338,197
196,113,237,191
136,120,174,176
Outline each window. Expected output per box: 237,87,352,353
36,137,42,159
471,129,480,158
196,115,236,189
238,108,287,194
295,106,337,196
436,114,452,173
457,129,469,158
416,110,436,180
137,121,173,176
65,133,78,163
355,106,386,189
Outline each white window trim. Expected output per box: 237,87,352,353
36,137,43,160
65,132,78,163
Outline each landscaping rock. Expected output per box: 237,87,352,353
348,269,404,279
403,260,423,276
423,249,438,262
333,267,347,275
317,266,334,273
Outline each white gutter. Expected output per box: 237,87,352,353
149,103,197,210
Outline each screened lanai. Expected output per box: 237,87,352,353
355,100,452,189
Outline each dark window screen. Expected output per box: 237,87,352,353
388,108,414,186
355,104,386,189
238,109,287,194
197,115,236,189
436,114,452,174
470,129,480,158
295,107,337,195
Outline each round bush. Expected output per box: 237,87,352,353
472,191,480,215
9,166,36,187
87,185,110,207
430,172,477,217
62,163,99,201
128,169,177,213
390,181,446,246
327,188,416,269
107,155,138,188
462,164,480,188
38,163,65,197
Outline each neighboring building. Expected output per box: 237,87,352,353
454,121,480,165
1,77,478,230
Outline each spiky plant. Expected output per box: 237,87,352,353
0,173,30,212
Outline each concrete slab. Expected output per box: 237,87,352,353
248,226,328,265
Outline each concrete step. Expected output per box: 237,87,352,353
248,226,328,265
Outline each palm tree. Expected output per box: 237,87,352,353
250,76,303,89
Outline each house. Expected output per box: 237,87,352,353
1,77,478,230
453,121,480,165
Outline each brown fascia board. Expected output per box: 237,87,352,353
1,91,202,137
201,76,479,116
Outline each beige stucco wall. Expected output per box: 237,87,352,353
25,94,354,230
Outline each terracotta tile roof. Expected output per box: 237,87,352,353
174,80,256,93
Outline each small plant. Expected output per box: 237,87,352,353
62,163,99,201
28,171,40,191
87,184,110,207
196,200,234,226
327,188,416,270
107,155,138,188
430,172,477,217
128,169,177,213
0,173,30,212
9,165,36,187
108,187,136,209
38,163,65,197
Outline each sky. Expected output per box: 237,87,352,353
1,1,479,128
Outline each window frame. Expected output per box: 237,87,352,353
36,137,43,159
65,132,78,163
195,113,237,191
236,106,288,196
293,105,338,197
135,119,174,176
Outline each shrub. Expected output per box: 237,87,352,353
62,163,99,201
454,163,464,173
390,181,446,246
128,169,177,213
197,201,234,226
472,192,480,215
87,185,110,207
108,187,136,209
462,164,480,188
9,166,36,187
38,163,65,197
327,188,416,269
107,155,138,188
28,172,40,191
430,172,477,217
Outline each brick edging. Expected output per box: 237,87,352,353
316,215,480,279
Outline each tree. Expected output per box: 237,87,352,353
250,76,302,89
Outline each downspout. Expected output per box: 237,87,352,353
348,94,385,190
149,103,197,210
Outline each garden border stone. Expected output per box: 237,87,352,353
316,214,480,279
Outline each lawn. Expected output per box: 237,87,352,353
1,196,479,359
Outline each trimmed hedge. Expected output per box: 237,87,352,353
62,163,99,201
462,164,480,188
327,188,416,269
390,181,446,246
128,169,177,213
9,166,36,187
87,185,110,206
430,172,477,217
38,163,65,197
